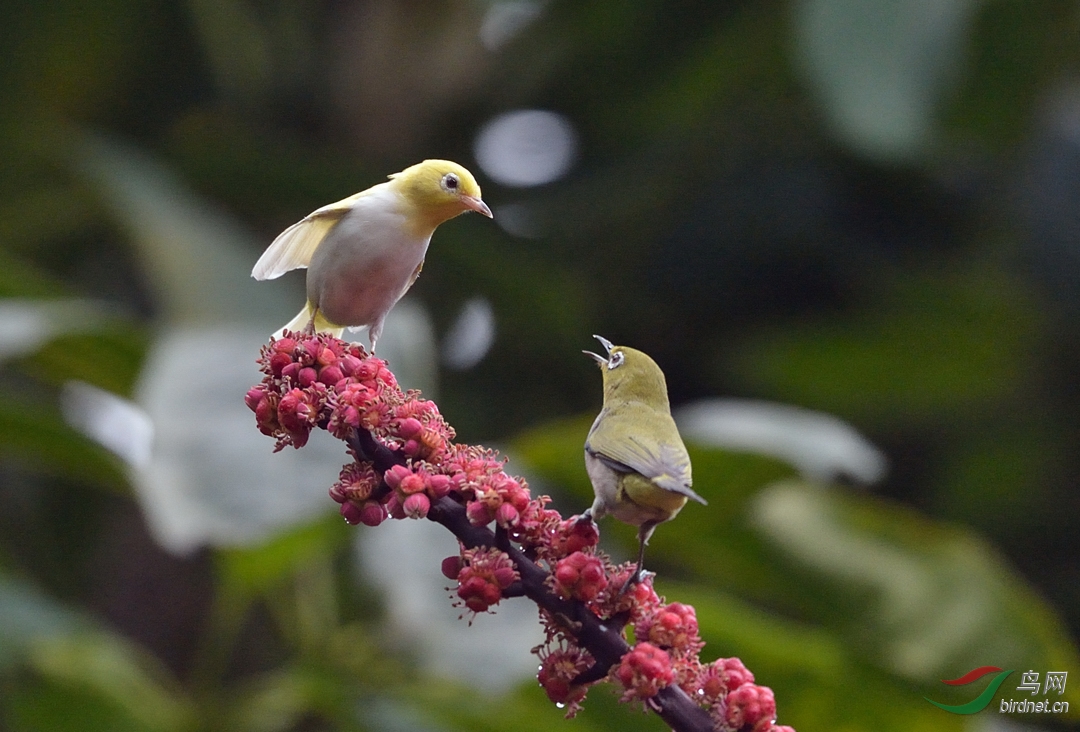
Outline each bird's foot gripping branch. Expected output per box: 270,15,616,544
245,331,796,732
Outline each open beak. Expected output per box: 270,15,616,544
582,334,614,365
461,195,493,218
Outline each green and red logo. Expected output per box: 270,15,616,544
925,666,1014,714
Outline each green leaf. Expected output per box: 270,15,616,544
750,480,1080,719
216,515,351,597
27,632,196,732
660,582,961,732
17,325,149,397
0,249,66,298
794,0,976,162
0,573,83,669
727,266,1043,427
0,401,126,490
0,572,195,732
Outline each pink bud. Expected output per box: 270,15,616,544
495,503,519,527
244,387,265,411
340,501,363,525
298,367,318,387
318,365,343,385
269,352,292,377
384,465,410,489
493,566,517,588
441,556,462,580
466,500,492,526
402,492,431,519
359,501,388,527
317,347,338,366
281,362,300,382
555,563,579,586
398,417,423,440
272,337,296,354
354,361,377,381
725,684,776,731
580,562,605,584
339,354,362,376
385,493,406,520
426,474,451,498
301,338,321,360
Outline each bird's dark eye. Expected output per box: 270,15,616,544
608,351,625,370
443,173,459,190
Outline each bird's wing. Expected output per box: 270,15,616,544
251,191,371,280
586,428,704,504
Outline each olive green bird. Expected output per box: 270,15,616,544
582,335,706,588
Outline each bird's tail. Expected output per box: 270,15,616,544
275,302,346,339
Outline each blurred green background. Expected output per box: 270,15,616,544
2,0,1079,730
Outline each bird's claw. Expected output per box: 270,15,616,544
619,568,654,596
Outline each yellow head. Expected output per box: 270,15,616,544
584,335,671,411
389,159,492,229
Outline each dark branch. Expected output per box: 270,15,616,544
349,426,714,732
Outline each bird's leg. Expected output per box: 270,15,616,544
303,305,319,336
575,508,594,528
620,521,658,595
367,317,385,354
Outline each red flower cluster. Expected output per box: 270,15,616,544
537,642,592,711
615,642,676,700
248,332,796,732
443,546,519,614
552,551,608,602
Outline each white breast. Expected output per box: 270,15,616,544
306,186,432,328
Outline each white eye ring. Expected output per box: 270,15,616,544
442,173,460,191
608,351,625,370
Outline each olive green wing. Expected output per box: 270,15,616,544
586,417,704,504
251,190,371,281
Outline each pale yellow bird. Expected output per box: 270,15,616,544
252,160,492,350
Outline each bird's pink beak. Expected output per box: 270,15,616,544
461,195,493,218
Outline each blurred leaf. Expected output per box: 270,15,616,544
407,679,623,732
751,481,1080,716
27,631,195,732
5,679,162,732
72,133,291,327
0,572,194,731
942,0,1076,151
0,573,82,669
0,185,97,256
793,0,977,162
225,668,331,732
0,250,66,298
662,582,960,732
17,325,150,397
217,516,350,597
727,265,1043,427
0,298,116,363
0,401,127,490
